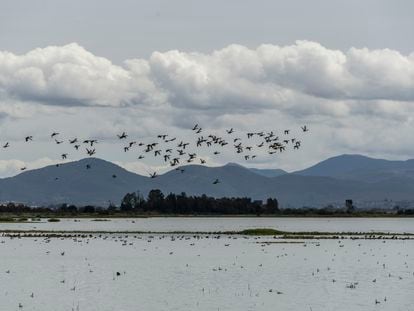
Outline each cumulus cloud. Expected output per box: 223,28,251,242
1,41,413,115
0,43,165,107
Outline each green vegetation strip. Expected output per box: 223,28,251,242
0,228,413,239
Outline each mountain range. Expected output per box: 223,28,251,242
2,154,414,208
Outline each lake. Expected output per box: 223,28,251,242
1,218,413,310
0,233,412,311
1,217,414,233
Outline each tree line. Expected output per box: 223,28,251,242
1,190,414,216
119,190,280,215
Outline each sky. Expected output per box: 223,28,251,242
0,0,413,177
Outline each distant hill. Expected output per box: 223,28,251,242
248,167,287,178
294,154,414,182
0,158,149,206
1,155,414,208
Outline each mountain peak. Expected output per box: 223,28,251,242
294,153,414,179
224,162,244,167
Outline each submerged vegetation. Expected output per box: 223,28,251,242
239,228,284,235
47,218,61,222
1,228,413,240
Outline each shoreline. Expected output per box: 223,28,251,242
1,214,414,221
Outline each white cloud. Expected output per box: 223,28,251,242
0,43,165,107
1,41,413,114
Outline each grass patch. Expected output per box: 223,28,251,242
47,218,61,222
239,228,285,235
0,217,15,222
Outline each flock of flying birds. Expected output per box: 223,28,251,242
4,124,309,182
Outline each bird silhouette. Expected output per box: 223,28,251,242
83,139,98,146
86,148,96,156
117,132,128,139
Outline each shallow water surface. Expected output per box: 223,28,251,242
0,234,413,311
1,217,414,233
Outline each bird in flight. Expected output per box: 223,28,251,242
83,139,98,146
7,123,310,178
117,132,128,139
86,148,96,156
